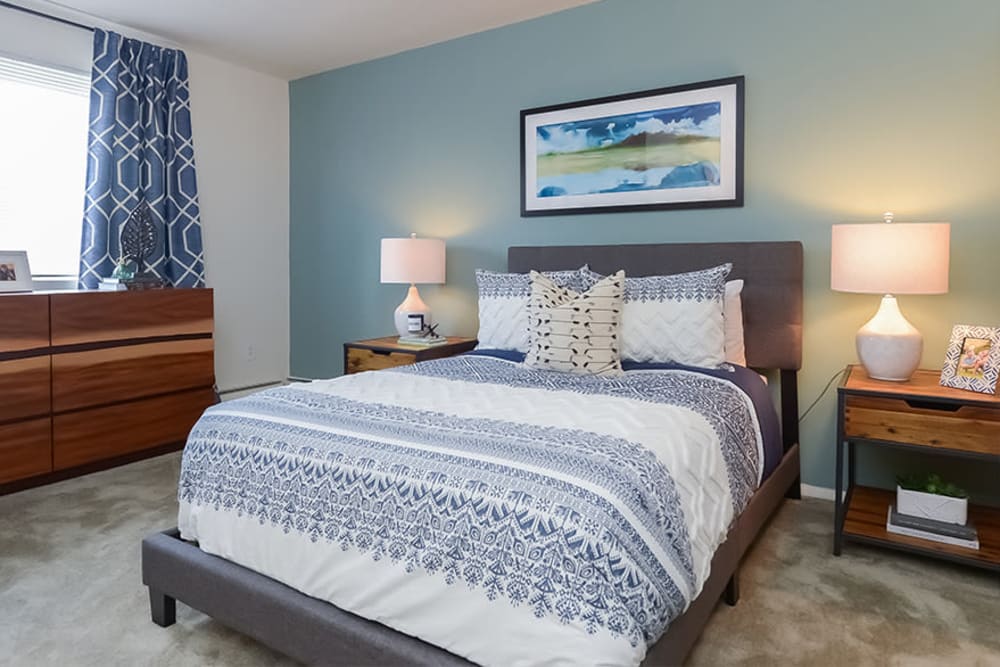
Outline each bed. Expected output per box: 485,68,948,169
142,241,803,666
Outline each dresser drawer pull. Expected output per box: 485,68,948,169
904,399,962,412
370,349,392,356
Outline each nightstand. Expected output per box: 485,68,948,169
343,336,478,375
834,365,1000,572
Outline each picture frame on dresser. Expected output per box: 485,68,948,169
940,324,1000,394
0,250,32,292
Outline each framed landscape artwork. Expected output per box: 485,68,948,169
520,76,744,216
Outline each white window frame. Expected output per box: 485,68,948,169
0,51,90,288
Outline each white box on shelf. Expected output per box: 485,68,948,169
896,485,968,526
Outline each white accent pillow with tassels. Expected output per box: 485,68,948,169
524,270,625,377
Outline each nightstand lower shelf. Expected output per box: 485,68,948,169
842,486,1000,571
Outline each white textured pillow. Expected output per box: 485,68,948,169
475,267,585,351
581,264,731,367
525,270,624,377
724,279,747,366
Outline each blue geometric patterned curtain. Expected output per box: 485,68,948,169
79,29,205,288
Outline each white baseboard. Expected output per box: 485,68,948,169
218,379,286,400
801,484,843,501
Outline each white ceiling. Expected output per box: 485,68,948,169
42,0,596,80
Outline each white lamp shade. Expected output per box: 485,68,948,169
380,236,446,284
831,222,950,294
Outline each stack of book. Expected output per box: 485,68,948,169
98,277,128,291
397,335,448,347
886,506,979,549
98,275,165,291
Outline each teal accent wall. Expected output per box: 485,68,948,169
290,0,1000,498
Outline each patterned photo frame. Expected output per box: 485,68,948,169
940,324,1000,394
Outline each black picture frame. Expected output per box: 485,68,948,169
520,76,744,217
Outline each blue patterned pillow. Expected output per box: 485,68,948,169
581,264,731,366
476,267,586,352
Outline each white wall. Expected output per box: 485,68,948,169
189,55,289,393
0,2,290,392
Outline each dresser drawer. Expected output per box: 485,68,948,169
50,289,213,346
0,294,49,353
345,347,417,374
0,356,50,422
0,418,52,483
52,338,215,412
844,395,1000,455
53,387,215,469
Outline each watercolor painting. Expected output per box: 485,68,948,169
521,77,743,215
535,102,721,198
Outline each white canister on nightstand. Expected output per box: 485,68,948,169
896,486,968,525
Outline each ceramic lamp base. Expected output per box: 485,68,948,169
857,295,922,382
394,284,432,338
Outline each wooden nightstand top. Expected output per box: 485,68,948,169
347,336,477,353
841,365,1000,407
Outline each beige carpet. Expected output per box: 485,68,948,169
1,453,997,666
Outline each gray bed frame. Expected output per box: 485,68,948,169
143,241,804,666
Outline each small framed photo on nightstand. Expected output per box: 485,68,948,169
940,324,1000,394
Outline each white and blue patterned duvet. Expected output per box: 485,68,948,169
178,354,776,667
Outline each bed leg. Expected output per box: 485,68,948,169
724,567,740,606
149,587,176,627
785,475,801,500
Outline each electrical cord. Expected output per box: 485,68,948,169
798,367,848,423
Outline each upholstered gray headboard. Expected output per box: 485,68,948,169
507,241,804,371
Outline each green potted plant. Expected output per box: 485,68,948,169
896,473,969,525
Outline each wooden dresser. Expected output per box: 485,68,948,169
0,289,216,493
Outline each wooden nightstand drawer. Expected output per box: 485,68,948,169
844,395,1000,456
346,347,417,374
343,336,478,375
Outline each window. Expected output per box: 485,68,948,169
0,55,89,279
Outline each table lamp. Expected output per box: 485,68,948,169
831,213,950,381
380,233,446,338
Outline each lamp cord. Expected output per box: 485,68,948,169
798,367,848,423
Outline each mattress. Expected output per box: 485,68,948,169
177,354,779,666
